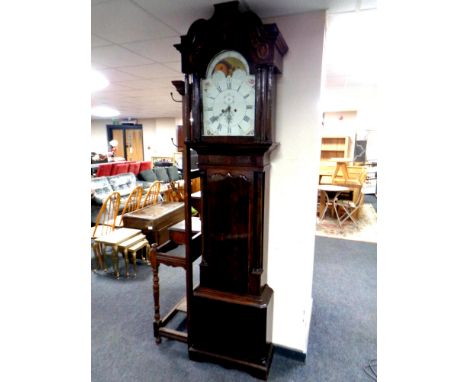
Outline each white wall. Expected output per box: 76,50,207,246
147,117,178,159
91,118,178,161
264,11,326,354
90,119,110,155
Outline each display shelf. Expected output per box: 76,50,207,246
320,136,351,161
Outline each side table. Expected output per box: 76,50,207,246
94,227,147,278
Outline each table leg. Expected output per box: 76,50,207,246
149,244,161,344
332,191,344,226
132,250,137,277
145,242,151,264
112,245,120,279
123,248,130,278
319,191,330,221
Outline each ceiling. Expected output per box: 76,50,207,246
91,0,377,120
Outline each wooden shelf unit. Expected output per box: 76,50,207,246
320,135,351,161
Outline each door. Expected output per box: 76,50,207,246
125,129,144,161
107,125,144,161
111,128,125,158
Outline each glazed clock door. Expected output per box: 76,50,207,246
201,50,255,136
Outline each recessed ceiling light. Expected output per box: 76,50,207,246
91,105,120,118
91,69,109,92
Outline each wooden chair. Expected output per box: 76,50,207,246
342,168,367,188
91,191,120,271
141,181,162,208
165,181,184,202
116,185,143,227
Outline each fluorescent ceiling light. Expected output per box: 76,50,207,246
91,69,109,92
91,105,120,118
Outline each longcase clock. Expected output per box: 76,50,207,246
175,2,288,379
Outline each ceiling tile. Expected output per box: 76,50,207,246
118,63,182,79
100,68,141,82
92,45,153,68
116,88,164,97
92,34,112,48
134,0,215,34
122,37,181,63
91,62,109,70
92,0,178,43
162,61,182,73
91,0,113,5
118,79,167,90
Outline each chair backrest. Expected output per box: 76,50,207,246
118,185,143,225
92,191,120,238
141,180,161,207
353,171,368,208
166,181,184,202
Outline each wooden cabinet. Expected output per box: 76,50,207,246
320,135,351,161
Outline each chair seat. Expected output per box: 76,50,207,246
91,224,113,239
335,200,356,208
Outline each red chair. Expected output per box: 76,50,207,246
128,162,141,175
139,161,153,172
111,162,129,175
96,163,113,177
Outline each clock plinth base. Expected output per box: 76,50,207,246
189,285,274,380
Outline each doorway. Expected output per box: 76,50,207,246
107,124,144,161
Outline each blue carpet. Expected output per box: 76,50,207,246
92,236,376,381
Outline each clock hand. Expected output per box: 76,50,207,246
211,108,227,122
224,105,233,125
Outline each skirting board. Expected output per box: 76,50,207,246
274,345,306,362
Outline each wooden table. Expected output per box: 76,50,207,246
122,202,184,245
168,216,202,245
94,227,143,278
150,217,202,344
317,184,352,222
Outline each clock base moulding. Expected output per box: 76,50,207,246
188,285,274,380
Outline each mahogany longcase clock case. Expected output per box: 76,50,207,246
175,2,288,379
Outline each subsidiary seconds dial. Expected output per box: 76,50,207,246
202,50,255,136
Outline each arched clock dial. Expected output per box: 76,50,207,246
201,50,255,136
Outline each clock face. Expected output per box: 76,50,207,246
201,51,255,136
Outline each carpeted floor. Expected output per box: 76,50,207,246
92,235,376,381
316,203,377,243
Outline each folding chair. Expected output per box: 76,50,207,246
333,187,365,227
